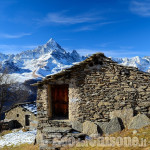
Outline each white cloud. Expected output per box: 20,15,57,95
119,46,134,49
73,26,94,32
130,0,150,16
96,42,114,48
0,33,32,39
38,11,101,25
73,21,119,32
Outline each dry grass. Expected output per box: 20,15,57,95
1,144,39,150
68,147,150,150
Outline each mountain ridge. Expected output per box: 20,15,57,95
111,56,150,73
0,38,86,82
0,38,149,82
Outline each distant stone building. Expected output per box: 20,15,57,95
5,102,37,130
34,53,150,149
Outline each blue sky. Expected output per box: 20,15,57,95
0,0,150,57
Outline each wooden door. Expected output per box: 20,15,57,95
51,84,68,118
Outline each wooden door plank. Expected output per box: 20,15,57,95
51,84,68,118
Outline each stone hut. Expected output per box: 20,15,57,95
5,102,38,130
34,53,150,149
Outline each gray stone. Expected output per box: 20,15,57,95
95,122,108,134
71,120,83,132
43,127,72,133
128,114,150,129
135,106,140,111
105,117,122,135
83,121,99,136
110,108,133,128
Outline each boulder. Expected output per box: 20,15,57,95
110,108,133,128
128,114,150,129
95,122,108,134
105,117,122,135
71,120,83,132
83,121,99,136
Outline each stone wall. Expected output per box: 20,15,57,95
36,84,49,146
69,78,82,121
36,85,49,120
5,106,37,129
69,59,150,123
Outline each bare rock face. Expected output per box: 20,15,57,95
110,108,134,128
83,121,99,136
105,117,122,135
128,114,150,129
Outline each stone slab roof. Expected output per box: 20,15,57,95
5,102,37,115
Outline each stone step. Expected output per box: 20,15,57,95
44,133,63,139
43,127,72,133
42,120,72,128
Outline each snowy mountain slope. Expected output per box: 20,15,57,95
111,56,150,73
0,38,86,82
0,38,149,82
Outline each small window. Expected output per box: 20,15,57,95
17,114,19,117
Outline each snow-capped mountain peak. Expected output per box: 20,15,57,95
112,56,150,73
43,38,65,53
46,38,58,47
0,38,149,82
0,38,85,82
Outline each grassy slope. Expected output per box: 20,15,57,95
1,144,39,150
